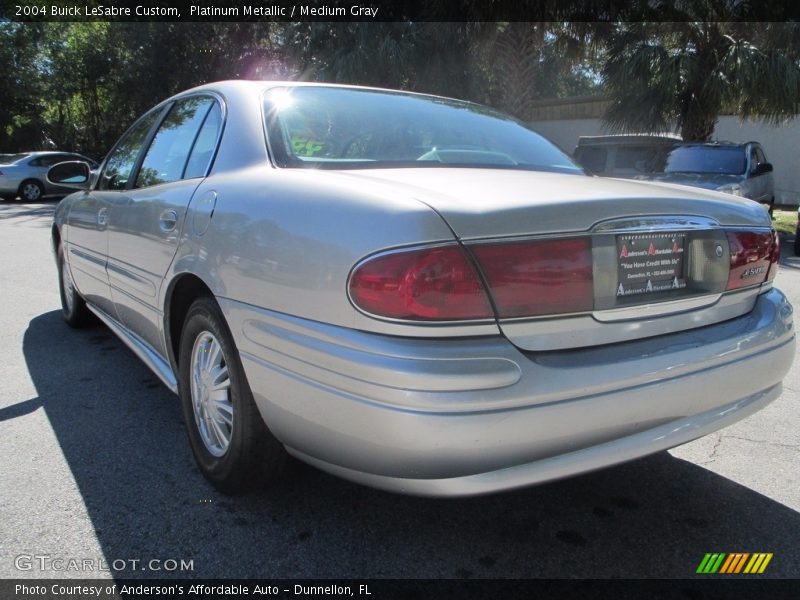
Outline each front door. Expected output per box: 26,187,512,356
65,110,163,317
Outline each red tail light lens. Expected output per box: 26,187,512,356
470,238,594,317
726,230,776,290
349,245,493,320
767,229,780,283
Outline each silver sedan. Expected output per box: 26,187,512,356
49,81,795,497
0,151,97,201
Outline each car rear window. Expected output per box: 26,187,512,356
263,87,581,174
664,146,746,175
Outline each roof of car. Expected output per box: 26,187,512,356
576,136,760,149
165,79,473,109
676,141,754,148
576,134,682,146
15,151,88,157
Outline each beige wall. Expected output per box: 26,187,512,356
530,116,800,207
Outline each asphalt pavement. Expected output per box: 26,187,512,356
0,200,798,580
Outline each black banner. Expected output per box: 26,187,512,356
3,579,800,600
2,0,800,22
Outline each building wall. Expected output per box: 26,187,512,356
530,116,800,207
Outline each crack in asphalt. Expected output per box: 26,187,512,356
694,432,724,465
721,434,800,451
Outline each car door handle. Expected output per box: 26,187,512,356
97,207,108,227
159,209,179,233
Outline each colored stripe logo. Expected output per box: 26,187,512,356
697,553,773,574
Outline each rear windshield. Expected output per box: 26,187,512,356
263,87,582,173
664,146,746,175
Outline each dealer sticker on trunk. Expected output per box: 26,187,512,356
616,233,687,298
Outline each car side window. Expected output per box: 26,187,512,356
32,155,66,167
749,147,757,171
49,154,73,166
184,102,222,179
99,110,161,191
135,96,214,188
577,147,608,174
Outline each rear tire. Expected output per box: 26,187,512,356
178,296,287,494
58,246,91,327
18,179,44,202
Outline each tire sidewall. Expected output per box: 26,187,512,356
58,246,85,325
178,297,255,488
19,180,44,202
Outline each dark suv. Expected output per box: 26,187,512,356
574,137,775,213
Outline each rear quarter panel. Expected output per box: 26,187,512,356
167,166,500,337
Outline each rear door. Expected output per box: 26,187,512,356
106,95,222,355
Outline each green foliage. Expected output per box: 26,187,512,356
4,18,798,156
602,21,800,140
1,21,605,157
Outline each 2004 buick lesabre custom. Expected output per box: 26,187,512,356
49,81,795,497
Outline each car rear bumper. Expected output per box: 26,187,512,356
222,288,795,497
0,180,21,195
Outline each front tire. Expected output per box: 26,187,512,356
58,246,91,327
178,296,287,494
18,179,44,202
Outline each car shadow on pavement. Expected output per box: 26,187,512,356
0,201,57,227
19,310,800,579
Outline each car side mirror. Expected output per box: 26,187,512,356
47,161,91,190
752,162,773,176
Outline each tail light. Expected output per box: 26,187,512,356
348,245,492,320
349,238,594,321
470,238,593,317
725,230,778,290
350,228,776,322
766,230,780,283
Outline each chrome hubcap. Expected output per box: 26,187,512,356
62,258,75,313
22,183,41,200
190,331,233,457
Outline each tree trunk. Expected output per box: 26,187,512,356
680,107,717,141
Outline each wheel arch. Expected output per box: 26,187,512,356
164,273,216,372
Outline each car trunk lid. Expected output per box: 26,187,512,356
339,168,777,351
337,168,770,238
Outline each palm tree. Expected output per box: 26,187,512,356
602,21,800,141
